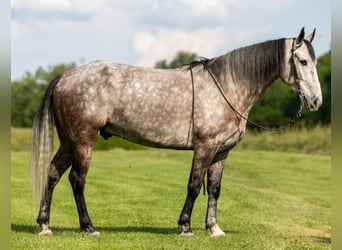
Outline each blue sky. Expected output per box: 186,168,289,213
11,0,331,80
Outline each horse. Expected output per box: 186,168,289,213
31,27,322,237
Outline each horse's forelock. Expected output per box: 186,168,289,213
304,40,316,60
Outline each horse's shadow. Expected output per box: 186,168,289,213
11,223,181,235
11,223,237,236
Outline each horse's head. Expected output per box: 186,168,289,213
281,27,322,111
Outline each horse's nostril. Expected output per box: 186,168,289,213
315,96,322,106
311,96,322,110
313,98,318,106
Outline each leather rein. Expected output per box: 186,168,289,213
189,39,305,132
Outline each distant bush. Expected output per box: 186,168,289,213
237,125,330,155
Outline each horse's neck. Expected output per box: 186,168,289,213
214,39,283,115
222,72,278,115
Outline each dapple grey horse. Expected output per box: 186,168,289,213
31,28,322,237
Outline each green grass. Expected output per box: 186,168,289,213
11,149,330,249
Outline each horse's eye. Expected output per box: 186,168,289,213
299,60,307,66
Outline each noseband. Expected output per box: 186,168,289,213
290,38,305,112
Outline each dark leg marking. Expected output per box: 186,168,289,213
69,143,100,237
205,150,229,237
37,144,73,235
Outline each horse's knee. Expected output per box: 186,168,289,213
207,180,222,201
188,180,203,198
207,161,225,199
69,149,92,187
46,165,59,186
68,169,86,190
207,182,221,199
68,170,76,184
68,171,78,192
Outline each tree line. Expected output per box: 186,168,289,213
11,51,330,129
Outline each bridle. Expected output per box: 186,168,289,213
290,38,306,111
188,40,305,132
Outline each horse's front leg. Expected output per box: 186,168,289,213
206,150,229,237
178,142,219,237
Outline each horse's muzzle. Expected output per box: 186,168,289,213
302,94,322,111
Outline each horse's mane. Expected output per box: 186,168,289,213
189,38,288,84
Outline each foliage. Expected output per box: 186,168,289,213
313,52,331,125
11,149,330,249
11,51,331,128
11,63,76,127
238,125,331,155
155,51,197,69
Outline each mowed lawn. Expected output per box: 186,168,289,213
11,149,330,249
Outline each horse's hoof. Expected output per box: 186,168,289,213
38,229,53,236
85,231,101,237
179,231,195,237
38,224,53,236
211,230,225,237
210,224,225,237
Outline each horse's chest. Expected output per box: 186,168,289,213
217,121,246,151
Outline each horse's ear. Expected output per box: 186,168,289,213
305,28,316,43
295,27,305,48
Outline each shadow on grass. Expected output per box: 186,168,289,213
11,224,77,234
97,226,238,236
311,236,331,244
12,223,237,236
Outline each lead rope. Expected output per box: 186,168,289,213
186,64,195,147
197,47,304,132
189,65,207,195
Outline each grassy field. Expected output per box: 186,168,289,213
11,148,330,249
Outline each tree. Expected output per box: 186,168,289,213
11,63,76,127
155,51,198,69
311,51,331,125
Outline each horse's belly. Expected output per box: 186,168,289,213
101,116,192,149
106,93,192,148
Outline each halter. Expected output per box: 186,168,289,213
290,38,306,109
188,42,304,132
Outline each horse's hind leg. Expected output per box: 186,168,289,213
205,150,229,237
69,139,100,237
37,143,73,235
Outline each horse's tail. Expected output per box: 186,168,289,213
30,74,62,208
